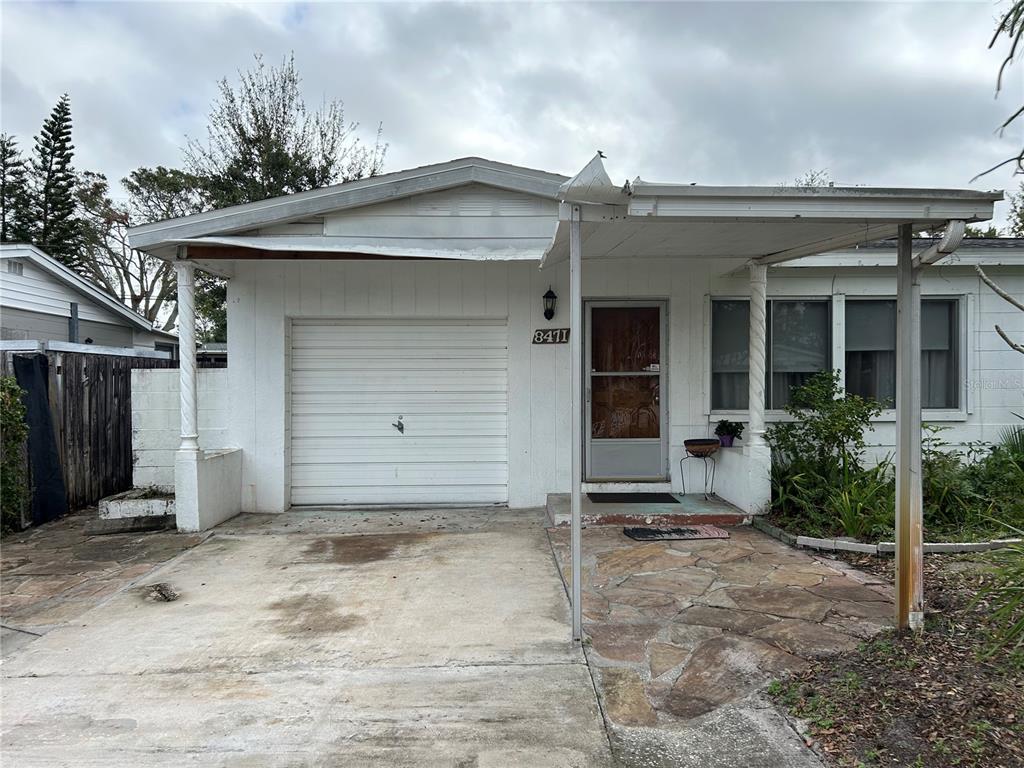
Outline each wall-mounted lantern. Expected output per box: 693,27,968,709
543,287,558,321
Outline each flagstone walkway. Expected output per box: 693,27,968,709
548,524,895,768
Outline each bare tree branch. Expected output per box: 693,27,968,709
977,264,1024,313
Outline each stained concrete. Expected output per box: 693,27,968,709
2,509,611,767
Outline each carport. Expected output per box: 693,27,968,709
542,154,1001,636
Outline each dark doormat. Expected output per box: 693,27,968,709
624,526,731,541
587,493,680,504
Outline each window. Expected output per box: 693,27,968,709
6,260,24,276
711,300,749,410
710,299,831,410
768,300,831,409
845,298,960,409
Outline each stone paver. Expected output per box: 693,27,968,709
548,524,893,767
0,509,205,655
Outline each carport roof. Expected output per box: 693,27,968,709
541,154,1002,267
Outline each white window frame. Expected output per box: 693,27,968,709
705,292,969,423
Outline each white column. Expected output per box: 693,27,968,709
175,259,199,453
569,205,583,643
895,224,924,631
747,262,768,446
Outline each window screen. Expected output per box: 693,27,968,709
844,298,959,409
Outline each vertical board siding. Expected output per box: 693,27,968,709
229,256,1022,511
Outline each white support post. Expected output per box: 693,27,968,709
895,224,924,631
175,257,199,453
748,263,768,446
569,205,583,643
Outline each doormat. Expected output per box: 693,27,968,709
623,525,730,541
588,493,680,504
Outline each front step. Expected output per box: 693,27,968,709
545,493,749,528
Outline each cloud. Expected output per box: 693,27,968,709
2,1,1020,221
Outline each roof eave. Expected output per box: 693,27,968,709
0,243,155,331
128,158,567,253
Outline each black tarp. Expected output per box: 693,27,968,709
12,354,68,525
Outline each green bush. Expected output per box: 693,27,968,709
0,376,29,532
921,426,1024,538
766,371,891,538
766,373,1024,541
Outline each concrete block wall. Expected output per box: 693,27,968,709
131,368,229,489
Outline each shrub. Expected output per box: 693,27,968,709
766,371,890,537
767,373,1024,541
0,376,29,532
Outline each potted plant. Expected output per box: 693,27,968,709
714,419,744,447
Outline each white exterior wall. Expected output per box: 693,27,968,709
126,256,1019,510
131,368,229,489
224,256,1022,513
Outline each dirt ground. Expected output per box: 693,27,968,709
771,552,1024,768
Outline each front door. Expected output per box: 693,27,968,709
585,301,667,480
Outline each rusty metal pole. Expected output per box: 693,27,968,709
895,224,924,631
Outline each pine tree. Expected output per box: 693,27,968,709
30,94,80,266
0,134,31,243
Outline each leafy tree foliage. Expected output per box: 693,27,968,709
0,134,32,243
184,53,385,208
964,224,1002,238
155,53,385,341
29,94,81,266
0,376,29,532
5,56,385,342
1007,181,1024,237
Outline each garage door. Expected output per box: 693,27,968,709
290,319,509,505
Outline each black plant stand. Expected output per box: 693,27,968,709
680,440,719,499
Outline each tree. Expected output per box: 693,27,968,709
793,169,832,187
977,265,1024,354
977,1,1023,178
29,94,81,266
0,134,32,243
160,53,387,341
965,224,1002,237
1007,181,1024,237
76,172,179,328
184,53,385,208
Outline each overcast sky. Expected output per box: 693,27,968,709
2,1,1022,225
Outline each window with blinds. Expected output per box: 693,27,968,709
710,299,831,410
844,298,959,409
711,296,961,412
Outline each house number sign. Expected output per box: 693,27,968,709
533,328,570,344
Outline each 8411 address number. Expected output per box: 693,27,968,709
532,328,570,344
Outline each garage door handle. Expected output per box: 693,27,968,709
392,417,404,434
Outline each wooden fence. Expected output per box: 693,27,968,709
56,352,178,510
2,343,224,524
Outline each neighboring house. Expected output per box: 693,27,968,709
0,243,178,356
126,156,1018,537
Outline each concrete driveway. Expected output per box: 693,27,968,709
1,508,612,767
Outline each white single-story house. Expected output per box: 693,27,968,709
127,154,1018,635
0,243,178,357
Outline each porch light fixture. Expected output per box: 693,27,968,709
543,287,558,320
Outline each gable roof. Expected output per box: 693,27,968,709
0,243,159,332
128,157,568,253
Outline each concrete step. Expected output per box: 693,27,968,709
545,493,749,528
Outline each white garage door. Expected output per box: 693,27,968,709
290,319,509,505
